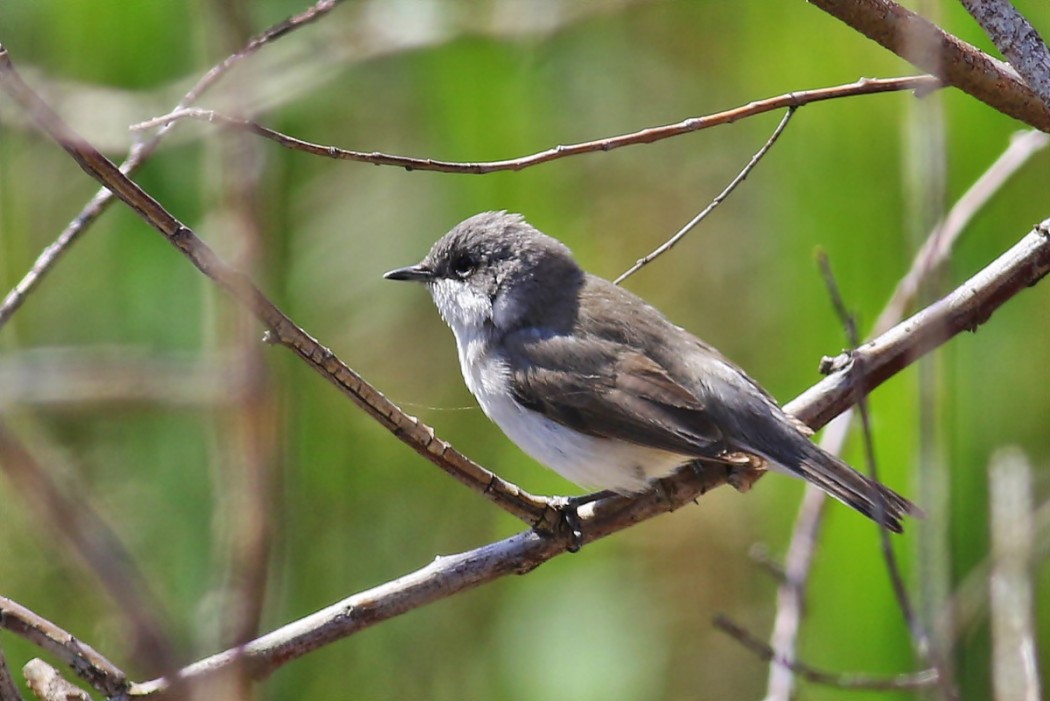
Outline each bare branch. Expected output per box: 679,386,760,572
131,76,939,172
0,0,346,331
0,597,127,699
803,222,1049,430
614,107,795,284
810,0,1050,130
876,129,1050,333
715,615,938,690
183,0,346,107
961,0,1050,111
0,42,555,530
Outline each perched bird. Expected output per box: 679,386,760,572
385,211,916,531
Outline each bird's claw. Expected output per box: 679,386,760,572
543,496,584,552
548,491,610,552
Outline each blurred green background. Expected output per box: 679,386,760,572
1,1,1048,699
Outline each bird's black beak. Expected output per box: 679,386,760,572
383,263,433,282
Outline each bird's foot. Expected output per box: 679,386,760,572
548,491,614,553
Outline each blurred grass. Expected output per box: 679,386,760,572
1,1,1049,699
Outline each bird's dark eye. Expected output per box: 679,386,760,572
450,254,475,279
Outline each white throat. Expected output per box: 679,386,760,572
427,277,505,400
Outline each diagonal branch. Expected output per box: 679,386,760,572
876,129,1050,332
0,42,555,531
809,0,1050,131
0,0,346,331
765,128,1049,701
800,223,1049,429
0,597,127,699
961,0,1050,110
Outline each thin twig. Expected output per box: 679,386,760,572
0,597,127,699
810,0,1050,130
961,0,1050,111
0,0,345,331
0,42,556,531
614,107,795,284
816,252,859,346
876,129,1050,333
131,76,939,173
714,615,938,691
819,253,955,696
123,221,1050,696
794,222,1050,430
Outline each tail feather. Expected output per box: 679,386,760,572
793,442,919,533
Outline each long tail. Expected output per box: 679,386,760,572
791,441,919,533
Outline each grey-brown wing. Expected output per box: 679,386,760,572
504,333,729,459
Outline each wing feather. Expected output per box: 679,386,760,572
504,332,729,460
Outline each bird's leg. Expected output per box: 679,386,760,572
547,490,616,553
546,496,583,552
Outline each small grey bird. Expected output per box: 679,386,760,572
385,211,916,531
